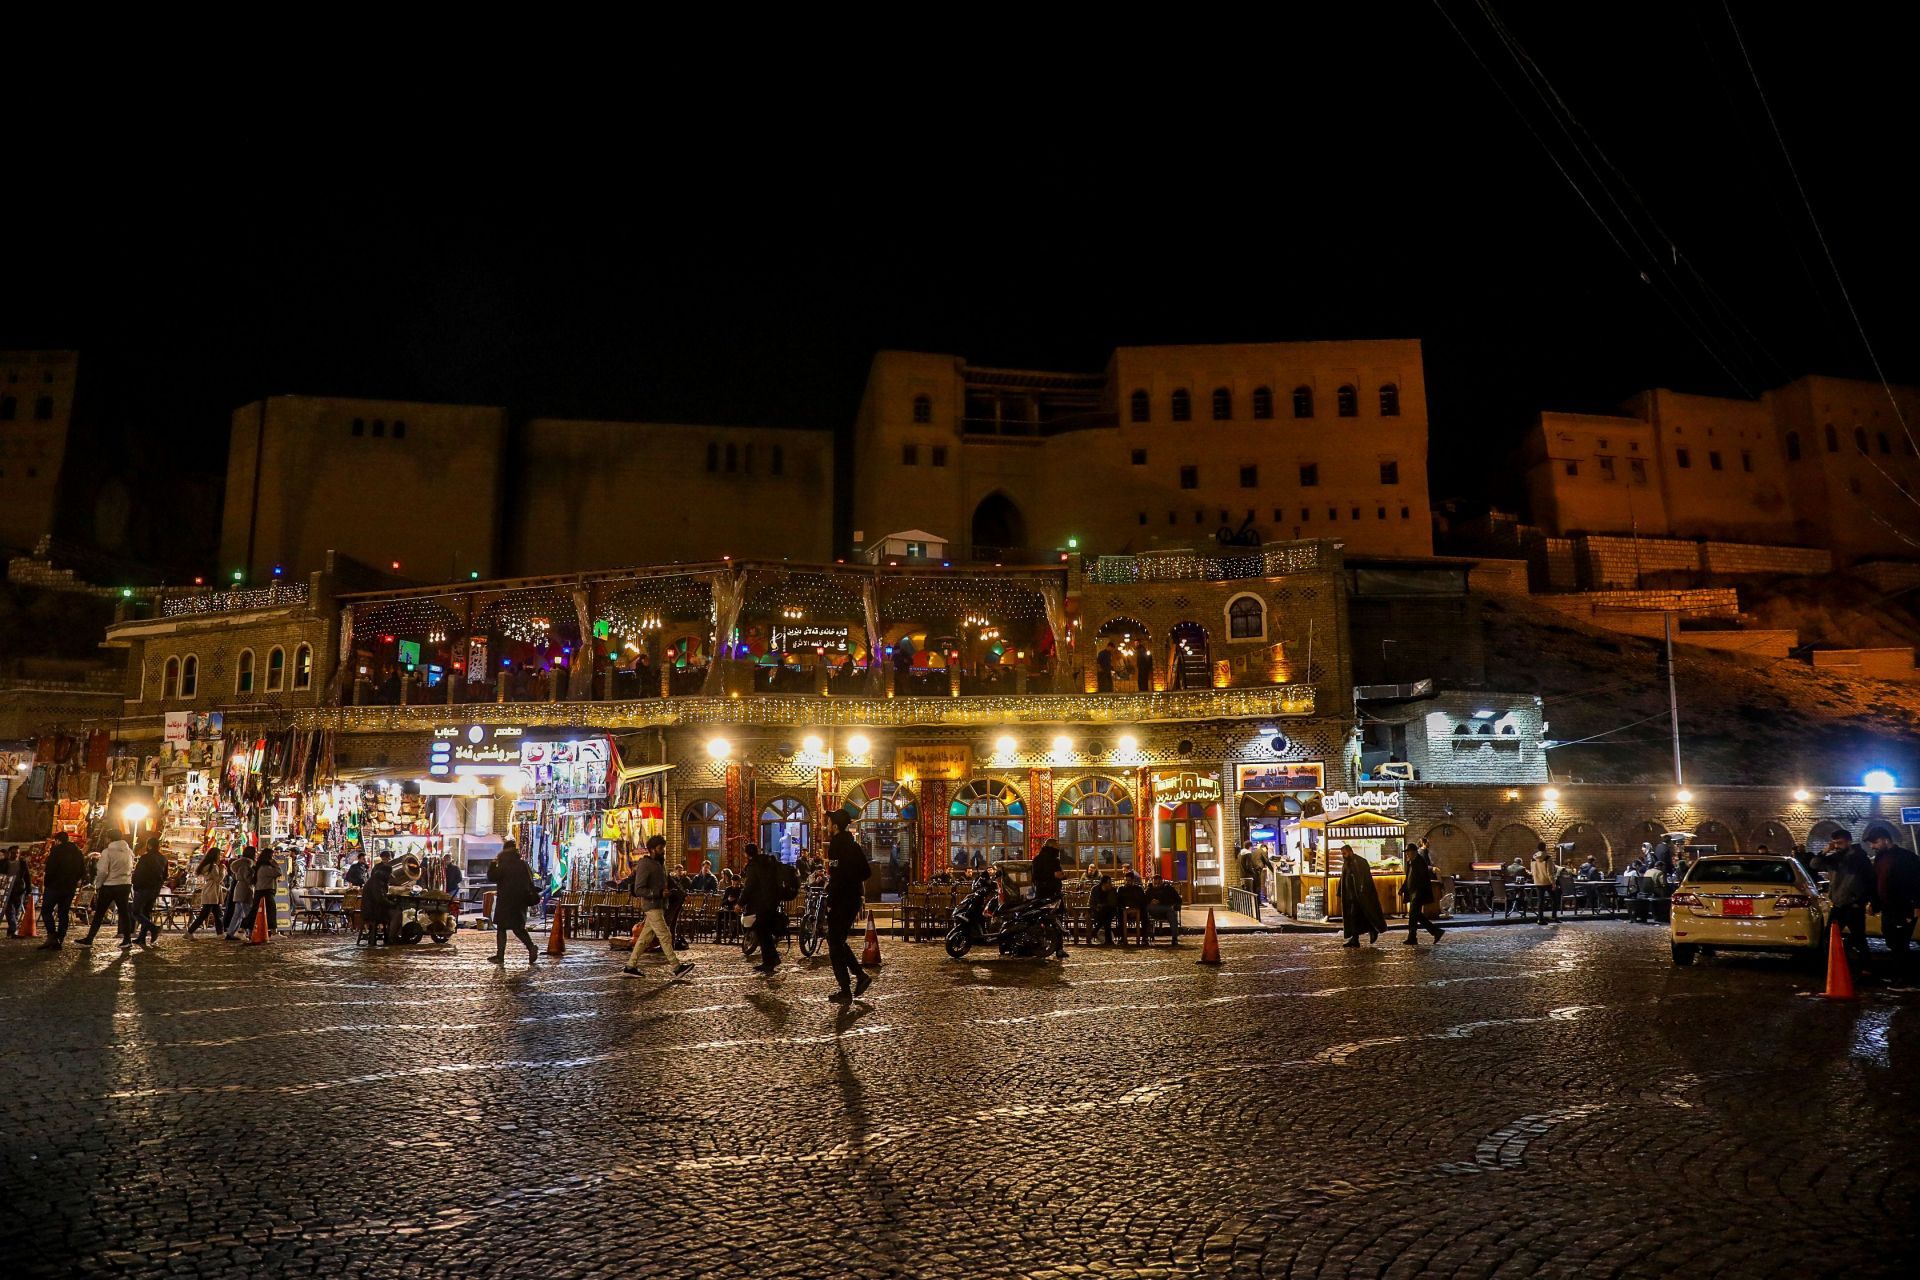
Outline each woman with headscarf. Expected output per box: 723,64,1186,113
1339,844,1385,948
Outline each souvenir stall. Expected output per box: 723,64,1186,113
513,736,615,893
1303,803,1409,919
605,762,670,887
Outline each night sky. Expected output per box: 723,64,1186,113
6,5,1913,576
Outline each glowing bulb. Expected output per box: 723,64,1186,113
1542,788,1559,804
802,734,824,755
1117,733,1138,754
706,738,732,760
501,769,530,795
1051,734,1073,756
846,734,871,756
120,802,150,824
1676,788,1693,804
1792,788,1810,803
994,734,1017,755
1863,769,1897,793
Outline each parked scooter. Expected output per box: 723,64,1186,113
945,871,1064,960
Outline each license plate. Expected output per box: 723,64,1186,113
1722,898,1753,917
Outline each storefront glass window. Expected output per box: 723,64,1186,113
1056,776,1134,869
759,796,811,863
843,779,917,885
683,800,724,875
948,779,1025,870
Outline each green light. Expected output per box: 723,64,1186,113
1067,537,1079,549
592,619,611,639
469,571,480,579
120,588,133,599
232,571,243,582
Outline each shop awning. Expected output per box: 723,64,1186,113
615,762,676,786
1302,808,1405,839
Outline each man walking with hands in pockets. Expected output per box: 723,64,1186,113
824,810,873,1003
622,835,694,982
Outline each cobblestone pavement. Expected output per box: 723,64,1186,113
3,922,1917,1278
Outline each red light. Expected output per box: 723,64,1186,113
381,635,394,643
193,577,204,586
390,561,401,570
452,663,464,671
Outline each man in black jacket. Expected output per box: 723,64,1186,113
1115,870,1149,947
1145,875,1184,946
38,834,85,949
740,843,784,975
823,810,872,1002
1866,828,1920,964
130,837,171,949
1824,828,1876,959
1403,839,1446,946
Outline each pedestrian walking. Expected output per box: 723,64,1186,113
79,836,137,948
1339,845,1385,947
1529,843,1560,924
740,843,784,974
2,847,30,937
487,840,539,967
222,846,257,940
251,848,281,938
129,837,171,949
822,809,872,1002
1822,828,1875,958
1866,828,1920,965
622,835,694,981
1404,840,1446,945
37,834,84,949
185,846,225,936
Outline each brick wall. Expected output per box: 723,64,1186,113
1524,532,1578,593
1810,648,1919,680
1576,535,1700,588
1672,630,1797,659
1698,542,1832,575
1850,561,1920,593
1401,693,1549,787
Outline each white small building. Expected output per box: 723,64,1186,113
862,529,950,565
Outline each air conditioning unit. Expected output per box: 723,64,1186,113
1373,761,1415,782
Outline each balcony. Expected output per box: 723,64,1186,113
1088,541,1333,584
160,583,311,616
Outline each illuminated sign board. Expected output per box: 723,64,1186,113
429,725,527,776
771,624,850,653
1235,761,1326,793
1150,770,1222,807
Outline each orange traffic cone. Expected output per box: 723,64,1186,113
547,905,568,956
1819,922,1855,1000
19,891,36,940
249,897,269,944
1196,908,1222,966
860,910,881,969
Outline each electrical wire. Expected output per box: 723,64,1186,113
1542,709,1673,750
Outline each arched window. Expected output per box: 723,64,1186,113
34,396,53,420
235,649,255,695
1824,425,1839,453
180,655,198,699
1854,427,1868,455
948,779,1025,870
1170,389,1191,422
759,796,812,863
1453,723,1472,736
1211,387,1232,420
1056,777,1135,869
162,656,180,700
1251,386,1273,420
1227,593,1265,640
1292,386,1314,418
1128,389,1150,422
706,442,719,472
1336,385,1358,417
1785,431,1801,461
266,646,286,691
683,800,725,874
1378,383,1400,416
911,394,932,424
842,779,917,878
293,644,313,690
725,443,738,471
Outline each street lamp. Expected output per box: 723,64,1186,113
1676,788,1694,804
706,738,732,761
1792,788,1811,803
1863,769,1898,793
994,734,1017,756
1542,787,1559,804
846,733,871,757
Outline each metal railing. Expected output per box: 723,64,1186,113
1089,542,1328,584
161,583,310,616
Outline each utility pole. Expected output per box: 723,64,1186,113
1664,610,1683,786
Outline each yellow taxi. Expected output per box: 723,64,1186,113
1669,854,1828,966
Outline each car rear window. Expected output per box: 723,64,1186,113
1685,859,1797,885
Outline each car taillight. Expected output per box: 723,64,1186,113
1670,892,1700,906
1774,894,1809,909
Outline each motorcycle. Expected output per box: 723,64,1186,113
944,871,1064,960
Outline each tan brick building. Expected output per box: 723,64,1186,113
0,350,79,554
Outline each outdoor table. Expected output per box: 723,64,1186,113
1452,880,1491,914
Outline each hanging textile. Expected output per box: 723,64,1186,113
816,765,838,836
919,778,948,881
1027,768,1055,858
1134,767,1155,878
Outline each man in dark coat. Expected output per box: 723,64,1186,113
38,834,84,948
1114,870,1149,948
1087,874,1118,945
362,853,395,944
1866,829,1920,964
487,840,539,966
1339,846,1386,948
1403,839,1446,945
1030,843,1065,905
130,837,171,949
1823,829,1876,959
740,843,784,975
823,810,872,1002
344,853,370,887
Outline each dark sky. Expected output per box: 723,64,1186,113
7,4,1914,574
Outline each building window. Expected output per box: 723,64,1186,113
1879,431,1892,455
902,444,918,465
1378,383,1400,416
1328,508,1339,521
1171,389,1191,421
180,655,198,699
393,420,407,439
1380,460,1399,485
267,646,286,691
1336,385,1358,417
351,418,365,437
1195,510,1206,524
162,656,180,700
706,442,719,472
911,394,932,424
0,396,14,420
236,649,255,695
1741,449,1754,472
1598,456,1616,480
772,445,784,475
683,801,726,875
1240,465,1258,488
905,541,925,558
1055,777,1134,870
1377,507,1387,519
1252,386,1273,419
1401,506,1411,519
1227,594,1265,639
1299,462,1319,487
1630,458,1647,483
33,396,53,420
1565,460,1579,477
1138,512,1148,525
372,419,386,438
1825,425,1839,452
1168,512,1178,525
931,446,947,467
1709,451,1723,471
1131,449,1147,465
759,796,813,863
1849,477,1863,495
1786,431,1801,461
1351,507,1361,520
293,645,313,690
948,779,1026,870
1854,427,1869,455
1129,389,1150,422
1292,386,1314,418
1211,387,1232,420
725,443,738,472
1676,448,1691,469
1179,466,1198,489
1301,508,1311,521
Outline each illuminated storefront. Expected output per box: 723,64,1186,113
1151,769,1223,895
1055,776,1135,869
947,778,1025,870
